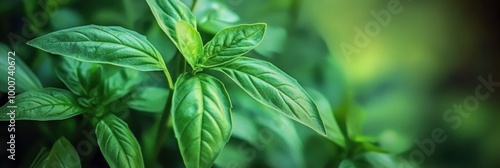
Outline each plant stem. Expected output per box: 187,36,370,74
163,68,174,89
178,53,187,76
153,51,185,160
154,88,174,159
289,0,301,28
191,0,198,11
153,1,195,162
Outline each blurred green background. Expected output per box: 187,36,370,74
1,0,499,167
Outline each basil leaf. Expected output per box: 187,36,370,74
339,159,356,168
27,25,166,71
308,89,346,147
55,58,102,97
146,0,197,48
362,152,397,168
195,1,240,34
128,87,170,113
176,20,203,68
96,114,144,168
172,73,232,168
30,147,49,168
99,67,143,105
201,23,266,67
56,58,143,106
214,57,326,135
0,88,84,121
0,43,43,92
146,23,177,63
44,137,81,168
230,92,305,167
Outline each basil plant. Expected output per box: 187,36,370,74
0,0,327,167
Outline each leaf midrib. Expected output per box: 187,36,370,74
49,41,158,62
217,66,317,125
101,118,137,166
205,26,263,59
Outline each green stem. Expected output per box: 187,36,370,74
154,88,174,159
288,0,302,31
177,53,187,76
191,0,198,11
153,1,195,162
163,68,174,89
153,53,188,162
158,49,174,89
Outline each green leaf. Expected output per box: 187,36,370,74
339,159,357,168
44,137,81,168
362,152,397,168
176,20,203,68
352,137,389,154
55,58,103,96
146,22,177,63
56,58,143,106
172,73,232,168
99,67,143,105
253,26,287,58
201,24,266,67
0,43,43,92
128,87,170,113
145,0,197,48
308,89,346,147
195,1,240,34
30,147,49,168
213,141,252,168
0,88,84,121
27,25,166,71
96,114,144,168
213,57,326,135
230,91,306,167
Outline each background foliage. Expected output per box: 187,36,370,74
1,0,499,167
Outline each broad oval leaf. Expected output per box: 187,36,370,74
0,43,43,92
44,137,81,168
96,114,145,168
213,57,326,135
27,25,166,71
176,20,203,68
201,24,266,67
128,87,170,113
146,0,196,48
0,88,84,121
172,73,232,168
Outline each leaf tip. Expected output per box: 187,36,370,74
26,38,37,47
